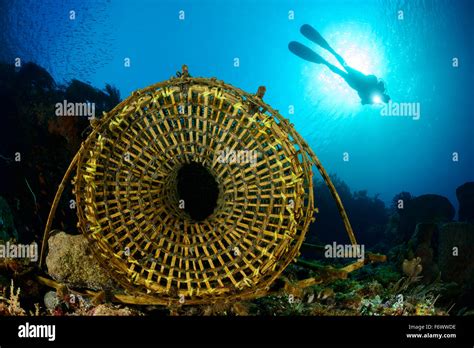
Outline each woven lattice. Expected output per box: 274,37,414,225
72,73,320,305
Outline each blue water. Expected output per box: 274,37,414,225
1,0,472,207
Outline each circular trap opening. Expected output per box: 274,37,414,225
177,162,219,221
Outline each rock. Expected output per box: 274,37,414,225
44,291,60,310
398,194,455,241
0,197,18,241
438,222,474,284
456,182,474,222
46,232,117,290
408,223,440,283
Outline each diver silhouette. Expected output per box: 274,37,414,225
289,24,390,105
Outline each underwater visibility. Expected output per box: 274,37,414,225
0,0,473,345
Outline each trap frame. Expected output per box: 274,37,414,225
39,66,381,306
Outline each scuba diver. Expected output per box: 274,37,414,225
289,24,390,105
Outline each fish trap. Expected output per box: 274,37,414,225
40,66,363,306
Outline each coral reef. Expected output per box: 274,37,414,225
1,207,472,317
438,223,474,285
0,280,27,316
396,194,455,241
407,223,439,283
0,62,120,243
0,197,18,241
308,175,388,248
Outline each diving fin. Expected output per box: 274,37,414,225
300,24,334,53
288,41,325,64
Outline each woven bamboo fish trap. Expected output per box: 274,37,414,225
40,66,362,306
